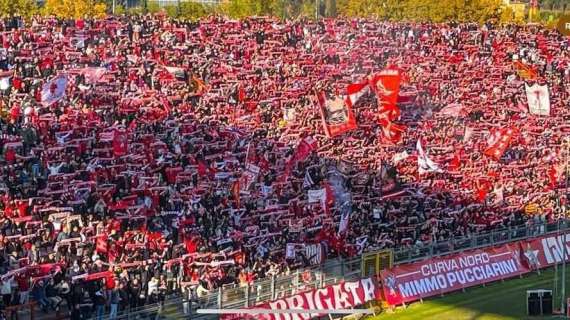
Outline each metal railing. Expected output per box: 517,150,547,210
68,220,569,320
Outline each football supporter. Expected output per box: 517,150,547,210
0,14,567,318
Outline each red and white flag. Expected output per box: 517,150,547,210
239,164,260,195
41,75,68,106
82,67,107,84
484,127,516,161
525,83,550,116
345,80,369,107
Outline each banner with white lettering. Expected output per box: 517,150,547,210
220,278,380,320
519,232,570,270
305,243,324,266
380,243,528,306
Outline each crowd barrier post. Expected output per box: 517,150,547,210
244,284,250,307
217,287,223,309
270,275,276,300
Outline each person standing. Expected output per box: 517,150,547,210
109,281,120,320
93,288,106,320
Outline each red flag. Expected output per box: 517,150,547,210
370,67,402,106
548,165,558,190
185,237,197,253
283,136,317,178
448,150,461,171
345,80,369,107
238,85,246,102
474,179,492,203
197,161,208,177
378,118,406,144
112,130,128,157
96,235,108,254
484,127,517,161
232,180,240,207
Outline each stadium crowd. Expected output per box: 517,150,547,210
0,12,568,319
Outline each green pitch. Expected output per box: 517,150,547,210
369,267,570,320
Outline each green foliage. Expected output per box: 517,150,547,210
337,0,504,23
114,4,126,15
147,1,162,14
179,2,209,20
0,0,38,18
41,0,106,18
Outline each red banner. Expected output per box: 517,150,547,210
283,136,317,178
222,278,380,320
370,68,401,106
380,243,528,306
519,232,570,270
113,130,128,157
317,92,357,138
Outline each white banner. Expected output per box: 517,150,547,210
307,189,326,204
525,83,550,116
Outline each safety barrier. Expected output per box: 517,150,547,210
31,220,564,320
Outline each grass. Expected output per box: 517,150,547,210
368,267,570,320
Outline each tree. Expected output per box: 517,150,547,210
325,0,337,17
42,0,107,18
179,2,209,21
337,0,503,23
0,0,38,18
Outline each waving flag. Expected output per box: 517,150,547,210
163,66,186,80
417,139,442,174
392,150,409,165
0,70,11,91
283,136,317,178
345,80,369,107
438,103,464,118
83,67,107,84
484,127,517,161
41,76,68,106
317,92,358,138
514,61,538,80
96,235,108,254
112,130,128,157
239,164,260,195
378,118,406,144
525,83,550,116
370,68,402,106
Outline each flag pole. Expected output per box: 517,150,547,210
559,140,570,315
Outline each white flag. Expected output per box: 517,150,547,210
41,76,68,106
525,83,550,116
464,126,473,142
0,77,10,91
308,188,326,204
338,208,350,234
392,150,409,165
417,139,442,174
283,108,296,122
